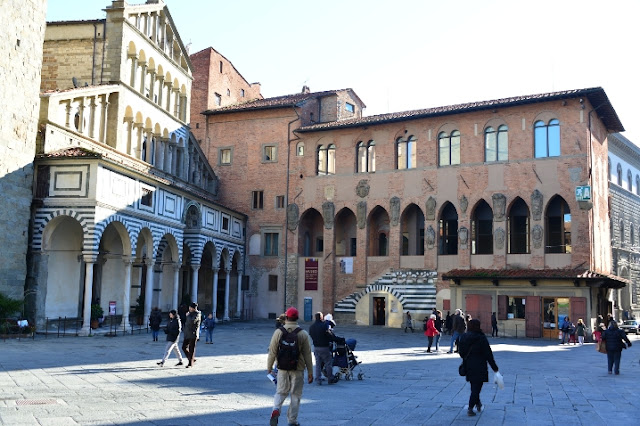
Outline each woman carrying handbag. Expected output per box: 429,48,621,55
458,319,499,417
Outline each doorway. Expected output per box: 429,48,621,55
373,297,386,325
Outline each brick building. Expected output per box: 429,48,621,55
200,84,628,335
26,0,246,333
0,1,48,300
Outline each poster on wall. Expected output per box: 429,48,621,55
339,257,353,274
305,258,318,290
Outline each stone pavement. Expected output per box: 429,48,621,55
1,321,639,426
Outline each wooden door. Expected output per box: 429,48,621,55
373,297,386,325
570,297,587,323
465,294,492,332
525,296,541,337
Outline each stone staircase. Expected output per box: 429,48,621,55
334,269,437,315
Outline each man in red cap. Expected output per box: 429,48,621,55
267,306,313,426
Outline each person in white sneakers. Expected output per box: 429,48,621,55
267,307,313,426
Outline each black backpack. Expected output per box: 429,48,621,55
277,326,301,370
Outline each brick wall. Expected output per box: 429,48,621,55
0,0,47,298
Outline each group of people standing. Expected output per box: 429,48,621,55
154,302,208,369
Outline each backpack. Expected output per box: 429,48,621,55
276,326,301,370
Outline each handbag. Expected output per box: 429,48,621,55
597,339,607,354
458,343,474,376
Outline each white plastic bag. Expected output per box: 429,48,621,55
493,371,504,390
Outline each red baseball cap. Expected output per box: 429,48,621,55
286,307,299,320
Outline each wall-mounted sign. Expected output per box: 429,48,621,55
575,185,591,202
305,258,318,290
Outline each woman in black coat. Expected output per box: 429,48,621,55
601,320,632,375
458,319,499,416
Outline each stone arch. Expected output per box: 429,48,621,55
438,201,458,255
368,205,390,256
544,195,571,253
400,203,425,256
470,199,493,254
37,209,93,252
507,197,530,254
93,216,133,256
298,208,324,256
334,208,357,256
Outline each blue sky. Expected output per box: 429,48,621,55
47,0,640,142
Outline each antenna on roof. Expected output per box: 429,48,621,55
72,77,78,88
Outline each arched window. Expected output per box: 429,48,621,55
485,125,508,162
545,196,571,253
439,202,458,255
508,198,529,254
438,130,460,166
396,136,416,169
357,140,375,173
317,144,336,175
617,164,622,186
534,119,560,158
472,200,493,254
628,170,633,191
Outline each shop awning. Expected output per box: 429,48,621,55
442,268,628,289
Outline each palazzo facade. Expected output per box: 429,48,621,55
26,0,246,334
201,84,628,334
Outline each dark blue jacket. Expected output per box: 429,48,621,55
602,327,631,352
309,319,334,348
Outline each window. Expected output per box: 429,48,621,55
345,102,355,113
631,225,635,247
296,142,304,156
471,200,493,254
240,89,245,97
252,191,264,209
485,125,508,162
214,93,222,106
620,220,625,245
222,216,229,231
317,144,336,175
268,274,277,291
226,88,230,96
438,202,458,255
141,188,153,207
628,170,633,191
438,130,460,166
264,233,279,256
507,297,526,319
356,140,376,173
636,175,640,195
508,198,530,254
316,238,324,252
617,164,622,186
219,148,232,165
263,145,277,162
534,119,560,158
276,195,285,209
545,196,571,253
396,135,416,169
219,61,223,73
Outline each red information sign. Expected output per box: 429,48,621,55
305,258,318,290
109,301,116,316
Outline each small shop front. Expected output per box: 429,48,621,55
443,268,628,338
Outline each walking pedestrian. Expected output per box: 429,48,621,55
434,310,443,351
424,314,439,353
404,311,414,333
149,307,162,342
182,302,201,368
267,306,313,426
458,319,499,417
308,312,337,385
491,312,498,337
447,309,466,353
560,316,572,344
575,319,587,345
157,310,183,367
203,312,215,344
601,320,632,375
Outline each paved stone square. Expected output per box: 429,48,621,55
1,321,639,425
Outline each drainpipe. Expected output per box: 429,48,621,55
283,107,301,312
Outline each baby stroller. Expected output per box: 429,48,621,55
332,337,364,381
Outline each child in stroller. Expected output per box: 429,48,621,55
332,336,364,381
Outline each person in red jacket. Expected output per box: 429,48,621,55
424,314,440,353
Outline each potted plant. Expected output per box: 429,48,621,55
90,304,104,329
134,295,145,325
